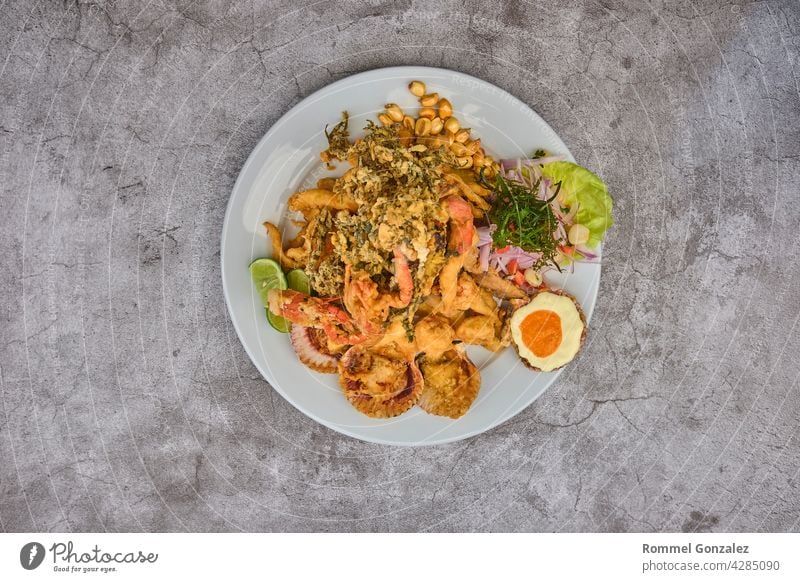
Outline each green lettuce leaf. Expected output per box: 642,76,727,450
541,161,613,248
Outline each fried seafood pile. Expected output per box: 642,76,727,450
265,88,517,419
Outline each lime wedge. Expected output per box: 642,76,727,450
249,258,290,333
266,308,291,333
286,269,311,294
249,258,287,306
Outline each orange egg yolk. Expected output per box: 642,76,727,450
520,309,562,358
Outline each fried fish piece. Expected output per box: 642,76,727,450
454,315,496,347
414,314,455,360
441,172,491,210
474,268,527,299
263,221,302,269
454,311,510,352
288,189,358,219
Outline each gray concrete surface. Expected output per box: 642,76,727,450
1,0,799,532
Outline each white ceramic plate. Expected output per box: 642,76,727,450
221,66,601,446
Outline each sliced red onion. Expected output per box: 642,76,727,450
490,253,509,274
479,243,491,272
522,164,542,187
489,246,542,274
476,224,496,246
555,221,567,242
575,245,601,263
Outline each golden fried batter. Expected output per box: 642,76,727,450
418,348,480,419
414,315,455,360
338,343,423,418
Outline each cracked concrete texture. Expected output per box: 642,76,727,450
1,0,799,532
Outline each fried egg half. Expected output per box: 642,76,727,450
510,290,586,372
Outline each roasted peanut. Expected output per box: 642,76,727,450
402,115,415,131
378,113,392,126
454,128,470,143
385,103,404,122
450,142,468,157
465,139,481,155
415,117,432,136
420,93,439,107
437,98,452,119
418,107,436,119
430,117,444,135
408,80,425,97
444,117,460,134
456,156,473,169
429,134,449,149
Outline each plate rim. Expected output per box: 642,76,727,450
220,65,602,446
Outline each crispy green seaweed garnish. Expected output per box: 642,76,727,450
306,208,345,296
488,174,561,270
322,112,351,162
327,117,455,330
